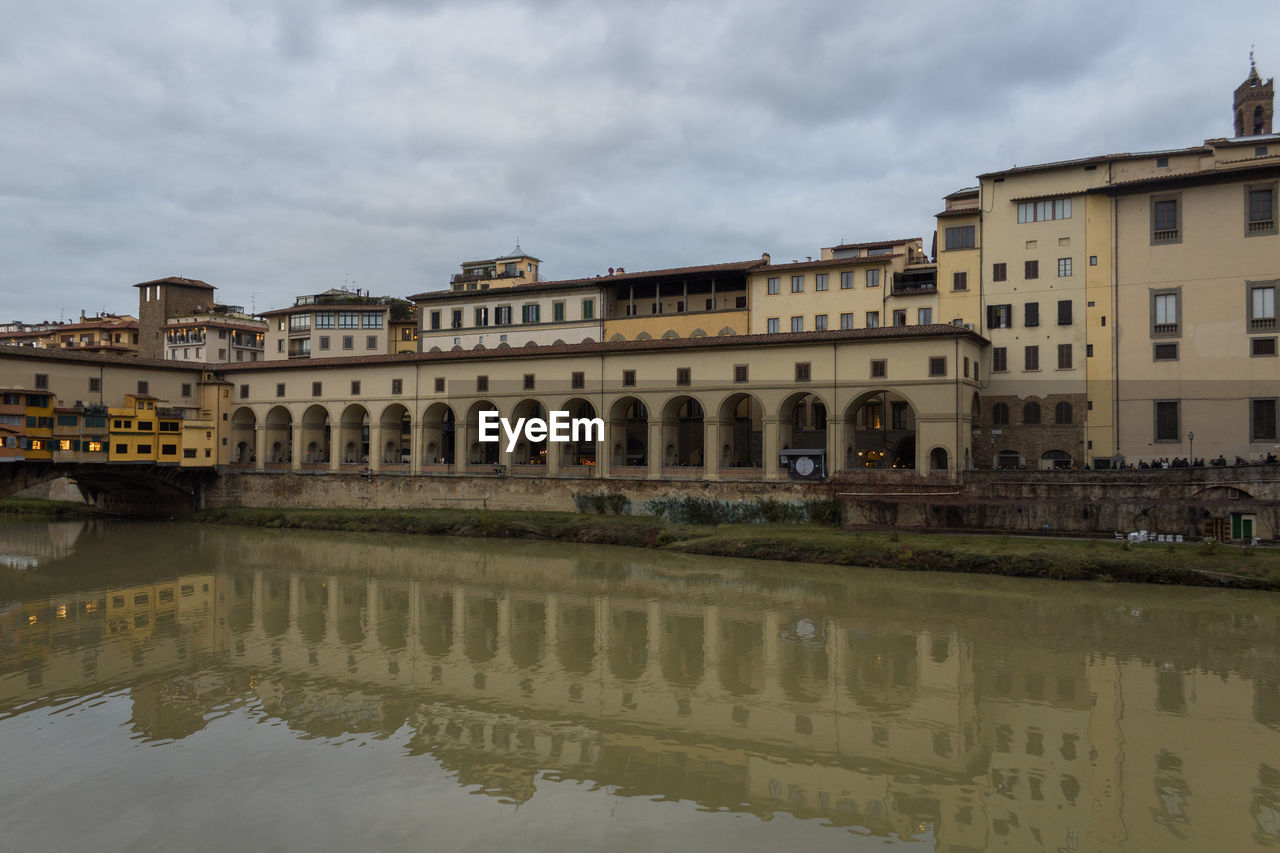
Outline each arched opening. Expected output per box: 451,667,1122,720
718,392,763,474
465,401,500,466
661,395,705,469
231,407,255,465
338,404,370,465
379,403,411,466
300,404,331,466
559,398,600,468
996,449,1023,469
509,399,547,465
1055,401,1073,425
778,391,827,473
264,406,292,465
422,403,455,467
1023,401,1042,425
844,391,917,470
929,447,949,472
609,396,648,470
1040,449,1072,470
1255,105,1266,135
608,605,648,680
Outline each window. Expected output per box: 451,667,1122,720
992,403,1010,425
276,383,285,398
734,365,749,383
582,298,595,320
840,271,854,289
791,275,804,293
137,444,152,455
815,273,828,291
1252,399,1278,441
929,357,946,377
766,318,780,334
1248,282,1277,331
434,377,445,393
338,312,360,329
1154,342,1179,360
552,301,565,322
342,335,354,350
992,347,1008,372
1253,337,1277,357
312,382,322,397
1058,257,1072,277
795,362,811,382
1024,345,1040,371
866,269,880,288
767,277,780,295
953,271,968,290
89,376,101,392
277,339,284,353
391,379,403,395
1024,302,1039,327
840,312,854,330
676,368,691,386
315,312,335,329
1155,400,1180,441
571,372,585,389
495,305,512,325
1024,260,1039,280
866,311,880,328
1151,195,1181,243
361,312,382,329
870,359,887,378
1023,402,1041,425
963,357,970,378
1058,300,1073,326
622,370,636,387
351,380,361,395
475,307,489,327
989,263,1006,283
289,314,311,332
1057,343,1072,370
892,310,907,326
1016,198,1071,223
318,336,330,350
988,304,1012,329
1151,289,1180,337
791,316,803,333
522,304,541,323
1087,343,1094,357
238,384,249,399
1246,184,1277,235
814,314,828,331
945,226,975,249
366,335,377,350
473,376,488,393
918,308,932,324
115,443,127,455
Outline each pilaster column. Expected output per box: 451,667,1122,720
290,424,304,472
410,422,423,475
647,420,665,479
253,424,266,472
763,418,780,480
704,420,721,481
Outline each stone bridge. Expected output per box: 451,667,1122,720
1,461,217,514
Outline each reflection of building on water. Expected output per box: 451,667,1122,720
0,519,91,571
2,559,1280,851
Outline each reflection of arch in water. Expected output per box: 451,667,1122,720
509,596,546,669
609,605,649,680
557,601,596,675
227,572,255,630
336,579,366,646
297,576,328,644
376,584,409,650
418,590,454,657
780,627,829,703
261,574,290,637
846,633,918,710
463,595,499,662
718,618,764,695
661,611,705,686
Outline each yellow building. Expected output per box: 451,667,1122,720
449,244,542,292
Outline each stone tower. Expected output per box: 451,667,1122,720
134,276,216,359
1234,52,1274,137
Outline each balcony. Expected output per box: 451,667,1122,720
1152,228,1180,243
450,270,525,285
1250,316,1277,331
892,269,937,296
1249,218,1275,234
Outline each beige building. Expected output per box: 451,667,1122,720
414,278,606,352
163,308,266,364
262,290,393,361
449,245,542,292
0,313,139,356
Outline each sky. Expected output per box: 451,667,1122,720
2,0,1277,322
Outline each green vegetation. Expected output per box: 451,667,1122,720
190,506,1280,591
0,498,103,518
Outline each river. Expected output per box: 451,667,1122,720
1,517,1278,852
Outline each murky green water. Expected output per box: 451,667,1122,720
1,518,1278,852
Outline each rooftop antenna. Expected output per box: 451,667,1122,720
1251,45,1256,71
250,291,257,314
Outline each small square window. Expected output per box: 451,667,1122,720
953,271,968,290
35,373,49,389
239,384,249,399
343,336,354,350
1089,255,1098,266
929,357,946,377
734,365,748,383
366,335,377,350
181,383,192,397
992,263,1006,282
312,382,322,397
89,377,101,392
476,376,489,393
1024,260,1039,280
391,379,403,395
623,370,636,387
795,362,811,382
870,359,887,378
523,374,535,391
1252,337,1277,357
676,367,691,386
276,383,286,397
1154,342,1179,361
351,380,361,395
571,372,585,389
434,377,445,393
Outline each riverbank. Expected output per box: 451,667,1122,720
0,498,105,519
189,505,1280,591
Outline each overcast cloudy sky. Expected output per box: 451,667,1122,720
2,0,1276,321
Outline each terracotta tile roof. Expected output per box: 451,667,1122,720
978,146,1212,179
0,344,194,371
1086,160,1280,193
755,254,903,273
133,276,215,290
944,187,979,199
259,302,391,317
935,208,979,218
825,238,920,252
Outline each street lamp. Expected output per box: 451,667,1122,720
1188,430,1195,462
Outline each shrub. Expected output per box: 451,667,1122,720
573,491,632,515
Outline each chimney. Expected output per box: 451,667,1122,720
761,252,771,264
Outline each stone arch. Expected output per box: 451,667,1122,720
450,345,463,352
660,394,706,468
635,331,652,341
1040,449,1072,470
472,343,486,351
580,337,595,344
717,327,736,336
690,328,707,338
558,397,600,466
610,333,626,342
929,446,949,472
338,404,369,464
661,330,679,339
231,407,256,465
421,402,456,465
552,339,566,346
509,399,548,464
378,403,411,465
301,404,331,465
496,342,510,349
996,449,1023,469
843,390,918,470
608,396,649,468
716,391,764,472
264,405,293,465
464,400,500,465
779,390,830,469
429,346,442,353
524,341,538,348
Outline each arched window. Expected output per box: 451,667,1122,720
1255,105,1267,135
992,403,1010,426
996,450,1022,469
1023,402,1042,425
1055,402,1073,424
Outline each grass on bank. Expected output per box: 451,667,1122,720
189,505,1280,591
0,498,103,518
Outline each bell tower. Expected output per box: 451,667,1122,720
1234,50,1274,137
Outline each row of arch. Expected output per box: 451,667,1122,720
423,328,741,353
229,387,956,473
